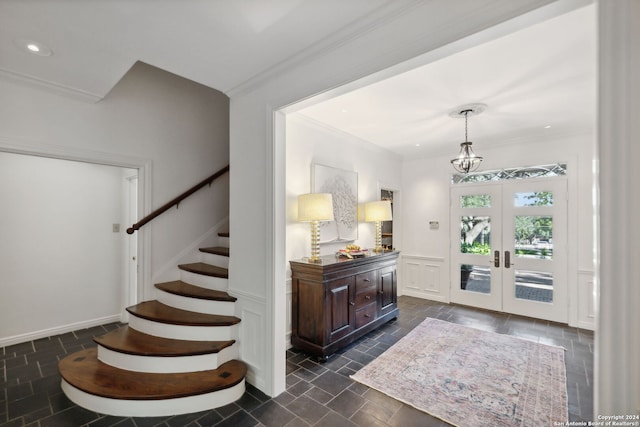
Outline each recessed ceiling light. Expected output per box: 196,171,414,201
15,39,53,57
544,125,552,129
415,144,421,147
341,109,348,113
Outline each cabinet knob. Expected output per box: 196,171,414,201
350,301,355,306
364,314,371,318
365,295,371,300
363,278,371,282
378,290,384,295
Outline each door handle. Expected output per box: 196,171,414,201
505,251,511,268
494,250,500,268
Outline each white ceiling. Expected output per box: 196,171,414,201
0,0,395,99
298,4,596,159
0,1,595,159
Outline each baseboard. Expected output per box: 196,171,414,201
571,320,595,332
0,314,121,348
402,289,449,303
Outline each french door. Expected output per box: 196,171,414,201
450,178,567,323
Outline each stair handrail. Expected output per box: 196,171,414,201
126,164,229,234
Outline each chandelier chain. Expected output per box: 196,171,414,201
463,109,471,142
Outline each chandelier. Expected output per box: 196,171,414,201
450,104,485,174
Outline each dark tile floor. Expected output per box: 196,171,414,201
1,296,594,426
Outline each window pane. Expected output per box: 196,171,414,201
461,194,491,208
452,163,566,184
460,216,491,254
460,264,490,294
514,215,553,260
515,270,553,303
514,192,553,207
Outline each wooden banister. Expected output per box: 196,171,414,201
126,165,229,234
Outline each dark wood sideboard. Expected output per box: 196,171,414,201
290,251,400,361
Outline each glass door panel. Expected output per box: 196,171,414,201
450,185,502,311
502,179,567,322
514,269,553,303
514,215,554,260
460,264,491,294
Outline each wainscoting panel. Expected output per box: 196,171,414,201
576,270,596,330
400,255,448,303
230,290,267,392
286,278,293,349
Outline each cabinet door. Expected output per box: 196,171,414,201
378,265,397,316
328,277,355,342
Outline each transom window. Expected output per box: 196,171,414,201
452,163,567,184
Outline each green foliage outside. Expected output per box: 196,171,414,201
459,192,553,255
461,242,491,255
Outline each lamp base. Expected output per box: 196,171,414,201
309,220,321,261
374,221,384,253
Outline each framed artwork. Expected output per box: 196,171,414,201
312,163,358,243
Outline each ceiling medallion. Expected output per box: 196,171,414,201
449,103,486,174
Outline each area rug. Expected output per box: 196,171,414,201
350,318,568,426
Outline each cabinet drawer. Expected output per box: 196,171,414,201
354,286,376,308
355,271,376,293
355,303,377,329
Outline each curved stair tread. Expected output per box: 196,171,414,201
178,262,228,278
126,301,240,326
59,348,246,400
218,232,229,238
155,281,236,302
94,326,235,357
200,247,229,257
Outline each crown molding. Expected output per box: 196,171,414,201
0,67,103,103
291,112,403,161
225,0,424,98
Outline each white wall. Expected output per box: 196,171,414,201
0,61,230,344
0,153,133,344
400,134,595,328
284,113,402,342
286,114,402,260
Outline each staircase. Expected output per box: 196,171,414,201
58,232,247,417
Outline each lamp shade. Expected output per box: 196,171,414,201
298,193,334,222
364,200,392,222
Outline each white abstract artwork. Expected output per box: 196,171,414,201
312,164,358,243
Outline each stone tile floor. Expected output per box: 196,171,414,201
1,296,594,426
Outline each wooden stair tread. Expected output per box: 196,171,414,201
155,281,236,302
200,246,229,257
59,348,246,400
94,326,235,356
178,262,228,278
218,232,229,238
126,301,240,326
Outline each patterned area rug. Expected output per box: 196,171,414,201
351,318,568,426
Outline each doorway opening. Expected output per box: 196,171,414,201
0,147,147,345
380,189,394,251
450,169,568,323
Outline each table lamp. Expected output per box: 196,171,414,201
364,200,392,252
298,193,334,261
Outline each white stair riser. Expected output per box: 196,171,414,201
218,236,229,247
61,378,245,417
96,343,238,373
180,270,228,291
156,290,235,316
128,316,238,341
201,252,229,269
